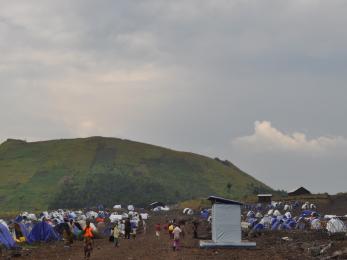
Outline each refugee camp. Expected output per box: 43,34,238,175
1,0,347,259
1,192,347,259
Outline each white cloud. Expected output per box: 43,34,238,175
233,121,347,157
231,121,347,193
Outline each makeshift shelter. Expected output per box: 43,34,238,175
14,223,30,243
27,222,60,243
183,208,194,215
149,202,165,209
200,196,256,248
288,187,311,196
0,223,17,249
257,194,272,204
326,218,347,234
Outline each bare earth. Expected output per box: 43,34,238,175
10,215,347,260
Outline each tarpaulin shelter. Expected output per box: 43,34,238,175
14,223,31,243
0,223,17,249
149,202,165,209
326,218,347,234
27,221,60,243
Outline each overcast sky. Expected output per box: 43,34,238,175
1,0,347,193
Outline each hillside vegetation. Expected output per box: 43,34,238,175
0,137,272,212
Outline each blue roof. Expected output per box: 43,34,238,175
208,196,243,205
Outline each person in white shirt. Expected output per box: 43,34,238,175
172,224,182,251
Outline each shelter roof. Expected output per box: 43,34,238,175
208,196,243,205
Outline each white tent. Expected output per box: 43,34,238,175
109,213,123,223
0,219,9,230
183,208,194,215
140,213,149,220
326,218,347,233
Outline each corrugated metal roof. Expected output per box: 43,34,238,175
207,196,243,205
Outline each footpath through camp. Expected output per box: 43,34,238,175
1,194,347,260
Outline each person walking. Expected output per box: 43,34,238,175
168,222,174,239
172,224,182,251
155,223,161,239
83,221,94,259
113,223,120,247
124,218,131,239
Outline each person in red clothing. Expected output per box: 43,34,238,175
155,223,161,239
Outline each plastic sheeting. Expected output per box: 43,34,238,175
326,218,347,233
0,223,17,249
27,222,60,243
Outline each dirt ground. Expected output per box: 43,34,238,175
2,195,347,260
2,213,346,260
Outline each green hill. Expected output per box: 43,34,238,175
0,137,272,212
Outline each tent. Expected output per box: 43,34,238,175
0,223,17,249
110,214,123,223
0,219,9,230
326,218,347,234
14,223,31,243
140,213,149,220
183,208,194,215
149,202,165,209
200,209,209,220
27,222,60,243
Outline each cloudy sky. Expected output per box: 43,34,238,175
1,0,347,193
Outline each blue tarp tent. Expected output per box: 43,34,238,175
27,222,60,243
14,223,31,243
253,223,264,231
0,223,17,249
301,210,313,218
200,210,209,220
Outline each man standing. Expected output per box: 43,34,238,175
124,218,131,239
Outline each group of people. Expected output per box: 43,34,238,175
88,215,146,258
155,220,183,251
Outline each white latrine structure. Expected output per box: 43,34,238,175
200,196,256,248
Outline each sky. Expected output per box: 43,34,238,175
1,0,347,194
